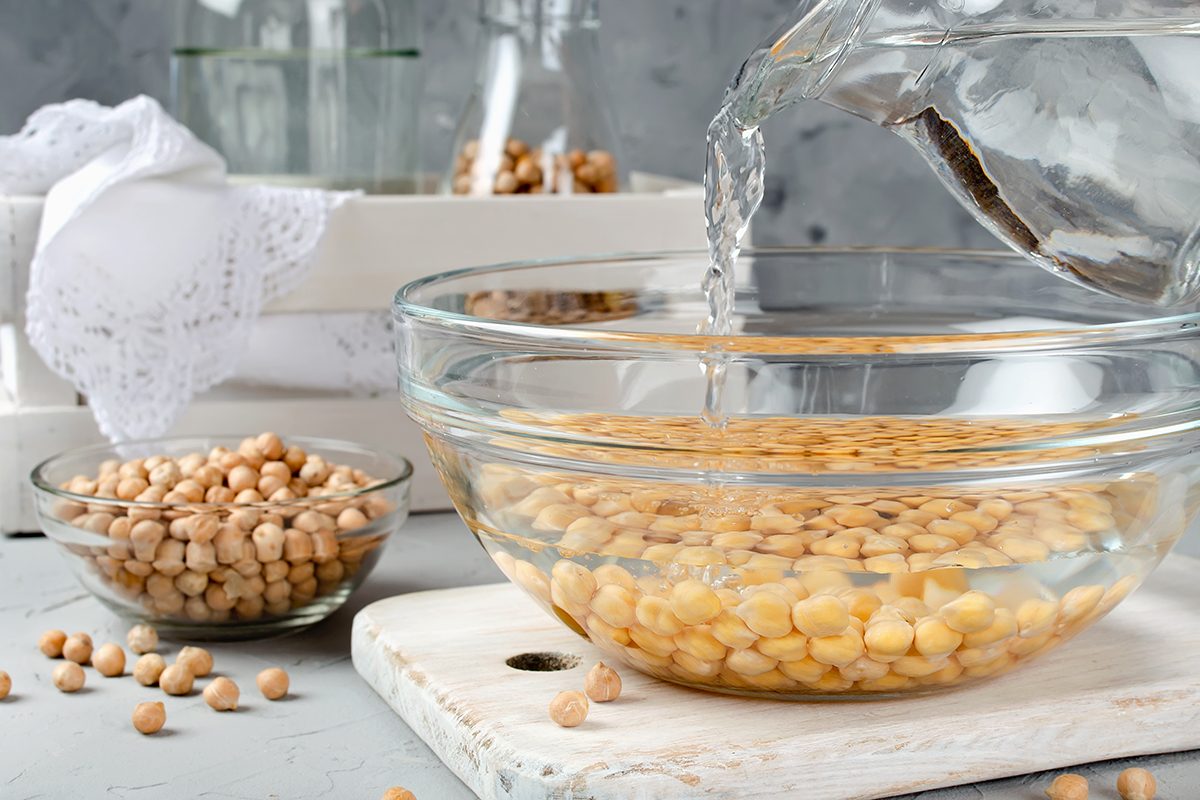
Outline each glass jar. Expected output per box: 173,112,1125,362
447,0,623,196
171,0,422,193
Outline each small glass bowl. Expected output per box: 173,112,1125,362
31,436,412,640
395,247,1200,699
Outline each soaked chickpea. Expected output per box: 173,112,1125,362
468,415,1155,699
0,671,10,700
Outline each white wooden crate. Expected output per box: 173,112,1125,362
0,179,706,533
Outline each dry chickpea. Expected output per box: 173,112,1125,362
203,676,240,711
126,623,159,654
257,667,290,700
0,670,10,700
52,661,86,692
39,629,67,658
93,643,126,677
159,664,194,696
62,633,93,665
1116,768,1156,800
584,661,622,702
548,690,588,727
1045,773,1089,800
381,789,416,800
132,701,166,735
134,653,167,686
177,646,213,678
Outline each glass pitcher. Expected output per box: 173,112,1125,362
446,0,623,196
724,0,1200,306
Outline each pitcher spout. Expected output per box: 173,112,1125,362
726,0,877,129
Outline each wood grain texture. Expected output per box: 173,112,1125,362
352,554,1200,800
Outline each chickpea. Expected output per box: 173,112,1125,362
133,653,167,686
1116,768,1156,800
93,643,126,677
52,661,86,692
548,690,588,727
257,667,290,700
132,701,166,735
177,646,213,678
62,633,93,665
160,664,194,696
126,623,159,655
791,595,850,638
584,662,622,703
669,580,722,625
1045,774,1088,800
203,676,240,711
0,670,10,700
256,432,285,460
381,789,416,800
39,629,68,658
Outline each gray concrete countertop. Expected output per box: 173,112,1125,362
1,512,1197,800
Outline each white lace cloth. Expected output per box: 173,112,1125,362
0,96,351,441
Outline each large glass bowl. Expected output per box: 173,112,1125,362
395,248,1200,699
32,436,412,640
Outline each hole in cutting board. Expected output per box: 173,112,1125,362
506,652,581,672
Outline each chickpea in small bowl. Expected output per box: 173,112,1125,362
31,434,412,640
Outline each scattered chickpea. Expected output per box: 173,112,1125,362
203,676,240,711
1117,768,1156,800
0,671,10,700
92,643,126,677
132,701,166,735
38,629,67,658
62,633,93,665
257,667,290,700
127,624,159,655
381,789,416,800
548,690,589,727
176,646,213,678
52,661,86,693
1045,773,1089,800
159,663,194,696
133,653,167,686
583,662,622,703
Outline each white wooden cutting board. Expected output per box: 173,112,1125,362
352,555,1200,800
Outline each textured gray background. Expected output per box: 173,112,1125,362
0,0,996,249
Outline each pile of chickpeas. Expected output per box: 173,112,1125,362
470,432,1161,696
451,138,618,195
50,433,394,626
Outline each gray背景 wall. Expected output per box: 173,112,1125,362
0,0,995,249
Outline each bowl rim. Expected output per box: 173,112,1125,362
393,246,1200,355
30,434,414,510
